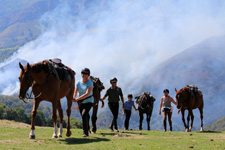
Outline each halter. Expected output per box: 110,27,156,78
22,68,49,103
176,88,189,109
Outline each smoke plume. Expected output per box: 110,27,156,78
1,0,225,96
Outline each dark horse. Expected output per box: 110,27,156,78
175,87,204,132
18,60,75,139
135,92,155,130
88,76,105,133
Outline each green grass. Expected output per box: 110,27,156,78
0,120,224,150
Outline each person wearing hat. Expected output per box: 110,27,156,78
100,77,124,132
73,68,93,137
159,89,177,131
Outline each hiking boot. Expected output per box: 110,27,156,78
83,134,88,137
109,125,113,132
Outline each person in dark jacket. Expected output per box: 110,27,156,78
100,77,124,132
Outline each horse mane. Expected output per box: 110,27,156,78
31,61,49,73
176,87,188,96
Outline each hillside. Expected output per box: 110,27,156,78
97,35,225,131
145,35,225,129
0,0,59,49
205,116,225,131
0,95,52,118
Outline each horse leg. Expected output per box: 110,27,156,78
186,110,191,132
139,111,143,130
57,101,63,137
189,110,194,132
29,99,41,139
146,114,150,131
91,103,98,133
66,93,73,137
52,101,58,138
198,106,204,131
181,109,188,132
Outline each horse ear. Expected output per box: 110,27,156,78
27,63,31,71
19,62,24,72
175,88,177,92
95,78,99,83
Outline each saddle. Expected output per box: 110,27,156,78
186,85,202,97
46,58,75,81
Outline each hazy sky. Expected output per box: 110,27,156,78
1,0,225,95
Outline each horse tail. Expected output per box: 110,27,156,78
177,109,181,114
73,102,80,110
100,101,104,109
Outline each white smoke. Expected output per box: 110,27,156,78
1,0,225,95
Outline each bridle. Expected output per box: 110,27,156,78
176,89,188,109
21,69,43,103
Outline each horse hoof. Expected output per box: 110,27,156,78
66,131,71,137
92,129,96,134
92,131,96,134
29,135,35,139
58,134,62,138
52,135,58,138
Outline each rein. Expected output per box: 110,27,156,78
24,90,42,103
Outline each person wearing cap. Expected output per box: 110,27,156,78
100,77,124,132
159,89,177,131
73,68,93,137
123,94,138,130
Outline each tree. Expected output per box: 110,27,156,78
0,104,6,119
70,117,82,129
4,107,18,121
14,107,28,123
28,110,46,126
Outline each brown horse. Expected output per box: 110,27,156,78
135,92,155,130
18,60,75,139
88,76,105,133
175,87,204,132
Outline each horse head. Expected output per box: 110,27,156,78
89,76,105,91
18,62,33,100
175,88,189,109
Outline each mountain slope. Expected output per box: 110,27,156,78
205,116,225,131
97,35,225,130
0,0,59,49
145,35,225,129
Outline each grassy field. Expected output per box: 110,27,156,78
0,120,224,150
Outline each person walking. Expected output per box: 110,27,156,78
159,89,177,131
100,77,124,132
73,68,93,137
123,94,138,130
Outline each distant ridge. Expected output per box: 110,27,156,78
205,116,225,131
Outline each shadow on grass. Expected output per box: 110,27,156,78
97,131,147,135
58,137,110,145
196,131,222,133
